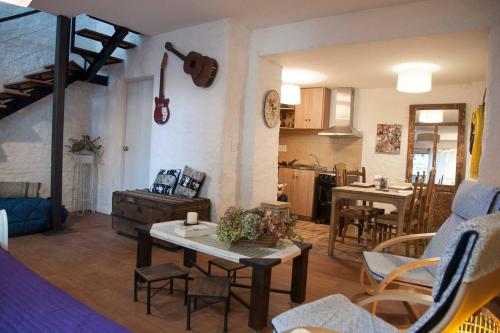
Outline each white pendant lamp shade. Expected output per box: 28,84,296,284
0,0,32,7
419,110,444,123
393,63,439,93
281,84,301,105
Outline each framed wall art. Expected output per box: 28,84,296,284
376,124,402,154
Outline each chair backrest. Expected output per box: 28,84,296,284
346,167,367,183
407,212,500,333
423,180,499,260
416,168,436,235
0,209,8,251
334,163,347,187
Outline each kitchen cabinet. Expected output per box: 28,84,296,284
278,167,317,218
294,88,330,129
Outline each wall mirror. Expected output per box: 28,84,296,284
406,104,466,230
406,104,466,187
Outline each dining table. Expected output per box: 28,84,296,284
135,221,312,331
328,185,416,256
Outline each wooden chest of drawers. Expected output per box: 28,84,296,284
111,190,211,246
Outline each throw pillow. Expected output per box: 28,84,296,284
150,169,181,195
174,165,205,198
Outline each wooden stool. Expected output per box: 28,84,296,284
208,258,247,282
187,276,231,332
261,201,290,216
134,263,189,315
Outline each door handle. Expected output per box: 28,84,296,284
123,146,129,152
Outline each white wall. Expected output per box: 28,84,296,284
243,0,500,193
92,19,252,220
355,83,486,183
480,21,500,186
0,5,101,210
238,55,282,208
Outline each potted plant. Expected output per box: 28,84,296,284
217,207,299,247
66,135,102,156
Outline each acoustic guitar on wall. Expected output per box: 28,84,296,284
164,42,218,88
154,52,170,125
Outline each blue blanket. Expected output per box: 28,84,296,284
0,198,68,236
0,249,129,333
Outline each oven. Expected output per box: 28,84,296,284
315,173,336,224
314,172,357,224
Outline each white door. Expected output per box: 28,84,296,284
122,78,153,190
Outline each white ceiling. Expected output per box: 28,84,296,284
266,31,488,89
29,0,424,36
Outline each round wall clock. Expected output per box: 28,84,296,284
263,90,280,128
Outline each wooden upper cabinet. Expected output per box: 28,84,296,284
294,88,330,129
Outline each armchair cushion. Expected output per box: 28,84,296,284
363,252,435,288
271,294,398,333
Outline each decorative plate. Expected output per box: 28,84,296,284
263,90,280,128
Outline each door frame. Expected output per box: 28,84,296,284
120,75,155,190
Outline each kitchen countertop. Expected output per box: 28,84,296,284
278,164,327,172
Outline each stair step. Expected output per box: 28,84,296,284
72,47,123,65
4,79,52,91
44,60,84,73
25,69,54,81
0,89,31,100
76,28,136,49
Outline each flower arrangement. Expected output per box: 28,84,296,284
66,135,102,155
217,206,299,246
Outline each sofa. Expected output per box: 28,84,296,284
0,182,68,237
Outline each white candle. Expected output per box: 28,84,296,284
187,212,198,225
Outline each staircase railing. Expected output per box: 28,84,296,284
0,9,39,24
0,12,138,120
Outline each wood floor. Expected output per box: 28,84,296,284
9,213,416,333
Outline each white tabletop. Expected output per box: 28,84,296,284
333,186,414,198
150,220,302,264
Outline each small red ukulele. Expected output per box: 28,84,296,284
154,53,170,125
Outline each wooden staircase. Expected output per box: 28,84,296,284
0,15,137,120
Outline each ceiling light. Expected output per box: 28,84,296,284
282,69,327,85
281,84,301,105
0,0,32,7
419,110,444,123
392,62,440,93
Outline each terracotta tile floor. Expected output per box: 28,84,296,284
8,213,426,332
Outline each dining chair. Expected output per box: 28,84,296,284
373,169,436,253
360,180,500,297
334,165,384,244
272,212,500,333
372,172,424,248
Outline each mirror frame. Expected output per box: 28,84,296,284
406,103,466,187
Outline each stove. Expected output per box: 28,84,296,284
315,172,336,224
315,171,357,224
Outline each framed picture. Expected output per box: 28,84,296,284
376,124,402,154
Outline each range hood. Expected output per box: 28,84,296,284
318,87,361,137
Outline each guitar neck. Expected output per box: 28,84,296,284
159,67,165,97
165,43,186,61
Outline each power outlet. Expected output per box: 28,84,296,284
278,145,287,152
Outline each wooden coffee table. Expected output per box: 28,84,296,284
136,221,312,331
